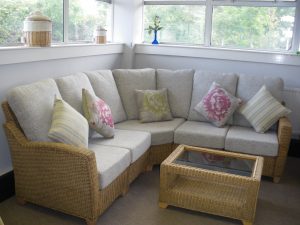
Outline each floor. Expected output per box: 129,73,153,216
1,157,300,225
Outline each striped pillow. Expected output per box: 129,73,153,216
48,98,89,148
239,85,291,133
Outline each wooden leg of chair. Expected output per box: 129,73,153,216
273,177,280,183
86,218,97,225
122,186,129,197
159,202,168,209
146,164,153,172
242,220,252,225
16,197,26,205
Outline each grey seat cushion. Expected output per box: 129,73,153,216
56,73,95,114
85,70,127,123
188,71,238,123
112,68,156,120
88,144,131,189
225,126,278,157
233,74,284,127
89,129,151,163
157,69,194,118
115,118,185,145
7,79,61,142
174,121,229,149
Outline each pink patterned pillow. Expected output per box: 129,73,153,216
82,89,114,138
194,82,241,127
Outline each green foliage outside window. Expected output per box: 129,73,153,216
0,0,110,46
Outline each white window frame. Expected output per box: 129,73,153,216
144,0,300,52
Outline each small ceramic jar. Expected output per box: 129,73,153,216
94,26,107,44
23,11,52,47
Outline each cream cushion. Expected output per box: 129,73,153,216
85,70,127,123
56,73,95,114
225,126,278,156
48,98,89,148
136,88,173,123
90,129,151,163
174,121,229,149
115,118,185,145
188,71,238,123
157,69,194,118
234,74,284,127
88,144,131,189
113,68,156,120
7,79,61,142
239,85,291,133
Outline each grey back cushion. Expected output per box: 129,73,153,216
188,71,238,122
7,79,61,142
85,70,127,123
157,69,194,118
56,72,95,114
113,68,156,120
233,73,284,127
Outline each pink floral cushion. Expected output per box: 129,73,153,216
194,82,241,127
82,88,114,138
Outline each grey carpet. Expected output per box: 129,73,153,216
1,157,300,225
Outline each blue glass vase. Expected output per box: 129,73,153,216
152,30,159,45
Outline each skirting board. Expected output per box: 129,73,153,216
0,139,299,202
0,171,15,202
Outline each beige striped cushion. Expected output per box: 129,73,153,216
239,85,291,133
48,98,89,148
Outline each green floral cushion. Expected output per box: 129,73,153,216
136,88,173,123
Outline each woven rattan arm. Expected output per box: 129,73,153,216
274,117,292,182
3,121,99,221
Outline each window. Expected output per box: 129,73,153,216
144,5,206,44
143,0,299,52
212,6,295,51
69,0,112,42
0,0,112,47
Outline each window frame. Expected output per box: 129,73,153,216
144,0,300,52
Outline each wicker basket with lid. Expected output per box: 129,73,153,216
94,26,107,44
23,11,52,47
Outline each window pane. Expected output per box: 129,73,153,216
69,0,112,42
212,6,295,51
0,0,63,46
144,5,205,44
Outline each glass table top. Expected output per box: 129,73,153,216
173,148,256,177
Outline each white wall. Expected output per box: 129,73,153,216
113,0,144,69
0,54,122,175
134,53,300,136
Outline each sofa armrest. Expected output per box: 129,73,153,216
277,117,292,157
3,121,99,220
272,117,292,182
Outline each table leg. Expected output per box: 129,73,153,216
242,220,253,225
158,202,168,209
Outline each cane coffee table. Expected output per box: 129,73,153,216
159,145,263,225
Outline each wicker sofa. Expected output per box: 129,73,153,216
2,68,292,225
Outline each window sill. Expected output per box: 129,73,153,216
135,43,300,66
0,43,124,66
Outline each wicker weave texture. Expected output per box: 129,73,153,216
159,145,263,224
128,151,149,184
1,101,293,224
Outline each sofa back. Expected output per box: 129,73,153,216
112,68,156,120
188,71,239,124
7,79,61,142
85,70,127,123
156,69,194,119
233,73,284,127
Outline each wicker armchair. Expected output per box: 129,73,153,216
2,102,129,225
